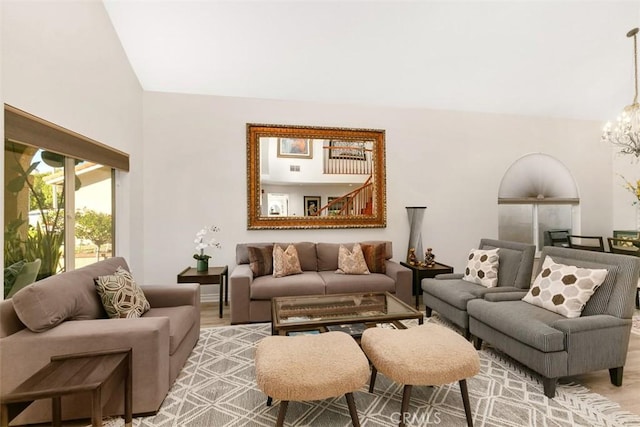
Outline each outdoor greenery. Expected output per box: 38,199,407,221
75,209,113,260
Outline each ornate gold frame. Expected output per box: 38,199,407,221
247,123,386,229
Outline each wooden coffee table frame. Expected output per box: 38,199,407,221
271,292,424,336
1,348,132,427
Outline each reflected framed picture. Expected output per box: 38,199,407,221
277,138,313,158
329,140,366,160
304,196,321,216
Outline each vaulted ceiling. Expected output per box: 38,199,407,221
104,1,640,122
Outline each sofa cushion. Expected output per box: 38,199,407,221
421,278,490,310
462,248,499,288
522,256,607,318
236,242,273,265
250,272,326,300
248,245,273,277
273,244,303,278
12,257,128,332
275,242,318,271
361,243,387,274
360,240,393,260
143,305,195,355
336,244,370,275
95,267,151,319
468,299,566,352
321,271,395,295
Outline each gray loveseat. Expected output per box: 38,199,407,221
468,246,640,398
422,238,536,339
0,257,200,425
230,241,412,324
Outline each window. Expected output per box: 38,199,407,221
3,105,127,293
498,153,579,251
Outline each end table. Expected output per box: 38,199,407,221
400,261,454,308
177,265,229,318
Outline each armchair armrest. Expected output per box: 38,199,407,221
141,284,200,308
551,314,631,333
434,273,464,280
483,291,529,302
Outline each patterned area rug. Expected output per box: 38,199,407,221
100,320,640,427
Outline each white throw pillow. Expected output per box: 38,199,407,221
336,243,370,275
462,248,499,288
522,256,607,318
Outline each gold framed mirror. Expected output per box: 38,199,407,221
247,123,386,229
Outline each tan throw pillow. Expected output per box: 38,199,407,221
248,245,273,277
522,256,607,318
462,248,499,288
95,266,150,319
273,244,303,278
360,243,386,274
336,243,370,275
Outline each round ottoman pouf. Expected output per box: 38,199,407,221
255,331,370,426
361,323,480,385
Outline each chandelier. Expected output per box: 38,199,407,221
602,27,640,158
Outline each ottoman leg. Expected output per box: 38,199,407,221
266,396,273,406
345,392,360,427
369,366,378,393
459,379,473,427
398,384,412,427
275,401,289,427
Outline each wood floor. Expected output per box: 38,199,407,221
202,301,640,416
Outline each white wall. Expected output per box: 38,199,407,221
143,91,611,287
1,0,144,281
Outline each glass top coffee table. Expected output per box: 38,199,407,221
271,292,424,336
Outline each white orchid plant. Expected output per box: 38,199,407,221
193,226,221,261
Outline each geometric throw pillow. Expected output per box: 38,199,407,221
336,243,370,275
522,256,607,318
272,244,303,278
462,248,499,288
360,243,386,274
95,266,150,319
248,245,274,277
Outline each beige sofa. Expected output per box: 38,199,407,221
0,257,200,425
230,241,412,324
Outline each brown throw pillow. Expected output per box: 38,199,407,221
336,243,370,275
360,243,386,274
248,245,273,277
273,244,303,278
95,266,150,319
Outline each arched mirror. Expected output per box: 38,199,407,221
247,123,386,229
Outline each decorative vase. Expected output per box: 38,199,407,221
196,259,209,272
406,206,427,263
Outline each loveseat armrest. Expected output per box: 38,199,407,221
483,290,528,302
141,284,200,308
434,273,464,280
384,261,412,306
230,264,254,324
551,314,631,333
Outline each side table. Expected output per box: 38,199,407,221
177,266,229,318
400,261,454,309
1,348,132,427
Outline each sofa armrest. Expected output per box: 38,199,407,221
384,261,412,306
434,273,464,280
551,314,631,333
484,291,529,302
142,284,200,308
1,317,171,418
230,264,254,324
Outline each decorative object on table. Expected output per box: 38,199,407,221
193,226,221,272
602,27,640,159
406,206,426,264
407,248,418,266
424,248,436,267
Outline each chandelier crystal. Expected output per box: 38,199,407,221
602,28,640,159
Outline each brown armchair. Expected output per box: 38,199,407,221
567,235,605,252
